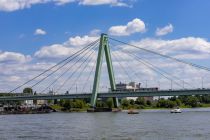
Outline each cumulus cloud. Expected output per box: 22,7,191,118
34,34,99,59
156,24,173,36
90,29,101,36
79,0,131,7
108,36,210,89
67,35,98,46
123,37,210,58
108,18,146,36
0,0,49,12
34,44,77,59
0,0,133,12
8,76,21,82
0,51,31,63
54,0,75,5
34,28,47,35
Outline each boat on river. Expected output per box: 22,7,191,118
170,107,182,113
127,109,139,114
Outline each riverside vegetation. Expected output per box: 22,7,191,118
50,95,210,111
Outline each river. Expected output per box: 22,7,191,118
0,108,210,140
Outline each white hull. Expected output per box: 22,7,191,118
170,109,182,113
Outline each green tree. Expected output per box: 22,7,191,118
23,87,33,94
146,100,152,106
63,100,71,110
201,95,210,103
135,97,145,106
74,99,85,108
59,99,64,106
48,100,52,104
175,99,181,106
156,98,176,108
186,96,198,107
178,95,188,104
129,99,135,105
121,98,130,108
96,100,106,108
106,98,114,108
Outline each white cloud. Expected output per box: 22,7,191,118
79,0,130,7
0,0,50,12
34,34,99,59
0,51,31,63
34,44,77,58
54,0,75,5
121,37,210,60
67,35,99,46
90,29,101,36
108,36,210,89
0,0,132,12
8,76,20,82
156,24,173,36
108,18,146,36
34,28,47,35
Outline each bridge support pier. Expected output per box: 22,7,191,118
89,33,119,111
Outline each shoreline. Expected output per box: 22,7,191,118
1,107,210,114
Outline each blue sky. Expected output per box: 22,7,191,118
1,0,210,54
1,0,210,92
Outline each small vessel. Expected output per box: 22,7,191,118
87,107,112,112
127,109,139,114
112,108,122,112
170,107,182,113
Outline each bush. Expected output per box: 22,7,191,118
185,96,198,107
146,100,152,106
135,97,145,106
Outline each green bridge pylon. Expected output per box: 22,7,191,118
90,33,119,108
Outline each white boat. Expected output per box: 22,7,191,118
170,108,182,113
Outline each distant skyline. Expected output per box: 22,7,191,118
0,0,210,92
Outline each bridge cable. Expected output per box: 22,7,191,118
56,47,97,93
30,40,99,90
40,42,99,93
111,52,134,83
67,50,97,93
121,51,185,89
110,42,195,89
109,37,210,72
80,54,97,93
9,39,99,93
109,43,185,89
109,42,150,83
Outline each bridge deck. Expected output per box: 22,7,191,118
0,89,210,101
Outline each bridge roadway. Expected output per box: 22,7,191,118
0,89,210,101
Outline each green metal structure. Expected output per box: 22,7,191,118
90,33,119,108
1,89,210,101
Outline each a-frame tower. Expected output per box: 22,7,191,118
90,33,119,109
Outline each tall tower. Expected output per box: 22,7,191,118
90,33,119,109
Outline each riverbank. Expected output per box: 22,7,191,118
0,105,55,115
50,104,210,112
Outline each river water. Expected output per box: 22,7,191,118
0,108,210,140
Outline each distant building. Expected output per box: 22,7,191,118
48,89,58,95
115,82,141,92
24,92,34,106
37,100,48,105
115,82,158,101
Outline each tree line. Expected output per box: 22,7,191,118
54,95,210,111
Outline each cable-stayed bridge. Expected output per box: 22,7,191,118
1,33,210,109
